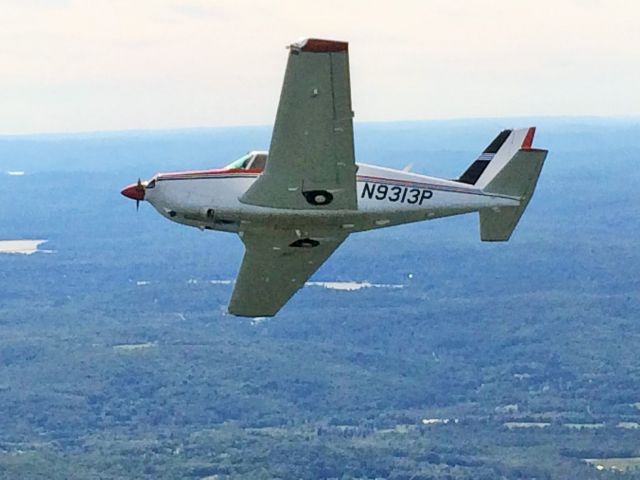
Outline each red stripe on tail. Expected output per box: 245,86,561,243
521,127,536,149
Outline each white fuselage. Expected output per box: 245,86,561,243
142,161,519,234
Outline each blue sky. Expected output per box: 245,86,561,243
1,0,639,134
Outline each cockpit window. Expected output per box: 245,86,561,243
146,179,156,189
224,154,253,170
223,152,268,172
249,154,267,171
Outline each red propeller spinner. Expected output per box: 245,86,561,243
121,179,146,210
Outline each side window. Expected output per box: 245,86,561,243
250,154,267,171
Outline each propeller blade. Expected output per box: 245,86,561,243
136,178,144,211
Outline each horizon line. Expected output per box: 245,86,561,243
2,114,639,139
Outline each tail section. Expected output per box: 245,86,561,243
458,127,535,189
459,127,547,241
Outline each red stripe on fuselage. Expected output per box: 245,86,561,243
158,168,263,180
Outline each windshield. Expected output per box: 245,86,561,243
224,154,252,170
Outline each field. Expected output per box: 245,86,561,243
1,118,639,479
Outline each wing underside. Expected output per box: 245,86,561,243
240,38,357,211
228,228,347,317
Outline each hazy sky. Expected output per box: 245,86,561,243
1,0,639,134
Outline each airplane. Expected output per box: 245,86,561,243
121,38,547,318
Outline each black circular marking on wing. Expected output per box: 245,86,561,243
303,190,333,206
289,238,320,248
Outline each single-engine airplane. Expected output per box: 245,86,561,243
121,38,547,317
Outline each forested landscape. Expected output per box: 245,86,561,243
0,118,639,479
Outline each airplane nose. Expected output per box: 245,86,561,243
121,182,145,201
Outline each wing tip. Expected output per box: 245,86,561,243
291,38,348,53
227,306,277,318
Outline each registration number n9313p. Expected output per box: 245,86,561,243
361,182,433,205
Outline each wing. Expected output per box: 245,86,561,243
228,228,347,317
240,38,357,211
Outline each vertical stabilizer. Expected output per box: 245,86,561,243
461,127,546,241
459,128,535,189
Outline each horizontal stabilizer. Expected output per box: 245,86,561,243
480,207,524,242
480,148,547,241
